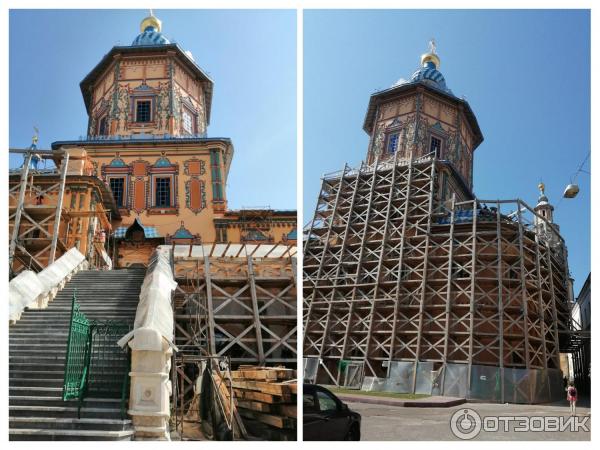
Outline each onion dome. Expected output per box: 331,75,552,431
394,39,453,95
132,11,171,46
537,182,550,205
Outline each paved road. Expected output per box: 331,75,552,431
349,400,591,441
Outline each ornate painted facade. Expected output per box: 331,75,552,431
43,12,296,268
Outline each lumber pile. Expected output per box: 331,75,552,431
228,366,297,440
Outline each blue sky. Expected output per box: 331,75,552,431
9,9,296,210
304,9,590,294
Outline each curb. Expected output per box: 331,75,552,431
336,394,466,408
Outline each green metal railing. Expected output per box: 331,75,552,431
62,290,132,418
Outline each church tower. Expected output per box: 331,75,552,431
48,12,296,267
363,41,483,202
82,11,211,138
304,42,572,404
534,182,555,224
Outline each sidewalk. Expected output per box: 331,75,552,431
336,393,466,408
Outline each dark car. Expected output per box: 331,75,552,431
303,384,361,441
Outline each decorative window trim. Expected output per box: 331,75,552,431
428,122,448,159
107,175,128,209
383,118,403,155
385,131,401,154
147,173,178,214
133,97,153,123
146,155,179,214
429,133,445,159
97,113,109,136
128,83,159,126
181,104,197,135
153,175,174,208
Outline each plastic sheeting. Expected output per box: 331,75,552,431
37,248,87,293
9,271,45,322
9,248,86,322
118,247,178,350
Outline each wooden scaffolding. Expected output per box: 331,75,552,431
171,243,297,422
303,153,577,403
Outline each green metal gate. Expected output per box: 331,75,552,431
62,290,132,418
62,290,91,402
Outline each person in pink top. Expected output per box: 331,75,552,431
566,381,578,416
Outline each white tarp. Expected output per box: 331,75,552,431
9,271,45,322
9,248,86,322
118,247,178,350
37,248,86,293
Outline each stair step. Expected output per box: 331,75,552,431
10,405,127,420
10,416,132,432
10,396,123,409
9,428,134,441
10,387,62,397
9,269,144,439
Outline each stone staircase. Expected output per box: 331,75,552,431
9,268,145,441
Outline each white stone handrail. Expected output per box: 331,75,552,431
9,248,88,323
117,246,178,440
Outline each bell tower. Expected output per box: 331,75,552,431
534,182,559,240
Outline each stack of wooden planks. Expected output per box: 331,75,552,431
227,366,297,440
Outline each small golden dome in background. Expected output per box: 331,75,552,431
140,11,162,33
538,182,545,193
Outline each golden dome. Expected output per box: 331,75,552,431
420,52,441,69
538,182,545,193
140,12,162,33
